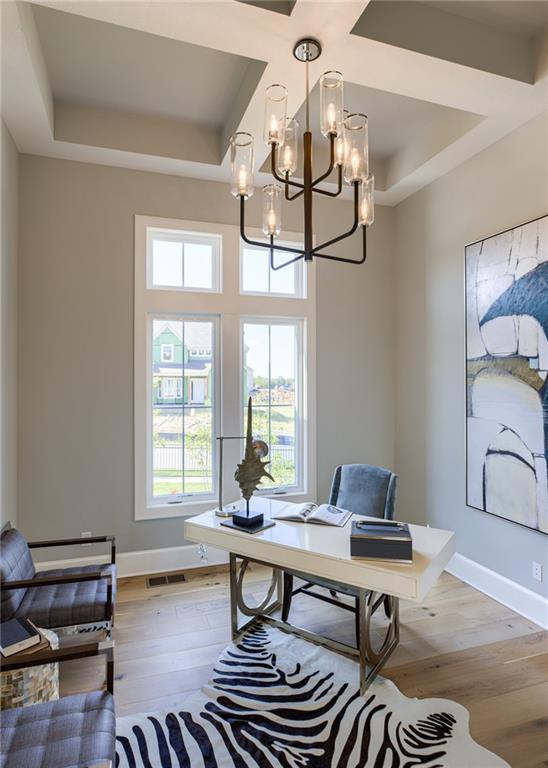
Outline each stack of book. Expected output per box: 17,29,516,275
0,617,51,658
350,519,413,563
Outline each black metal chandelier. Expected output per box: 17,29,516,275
230,38,374,271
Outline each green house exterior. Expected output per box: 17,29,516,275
152,327,212,406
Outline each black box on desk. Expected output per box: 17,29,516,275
350,520,413,563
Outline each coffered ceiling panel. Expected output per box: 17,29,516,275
352,0,542,83
32,4,266,128
2,0,546,205
423,1,548,38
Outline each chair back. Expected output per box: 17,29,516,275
1,527,36,620
329,464,397,520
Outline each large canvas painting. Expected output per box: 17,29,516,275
466,215,547,534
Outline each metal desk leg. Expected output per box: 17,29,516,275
229,553,282,639
229,555,399,696
358,589,399,695
229,553,239,639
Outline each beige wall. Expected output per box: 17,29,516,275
1,120,18,528
18,155,395,553
14,117,548,592
394,113,548,596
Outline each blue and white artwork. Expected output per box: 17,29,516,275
466,216,548,534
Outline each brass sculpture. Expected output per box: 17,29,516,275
234,397,274,513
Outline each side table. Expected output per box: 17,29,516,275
0,628,59,709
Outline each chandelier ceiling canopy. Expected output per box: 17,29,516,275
230,37,374,271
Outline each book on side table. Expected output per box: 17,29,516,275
273,502,352,527
0,618,49,657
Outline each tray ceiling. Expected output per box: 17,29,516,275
2,0,546,205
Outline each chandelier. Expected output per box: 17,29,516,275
229,38,374,271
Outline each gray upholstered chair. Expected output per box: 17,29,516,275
0,641,115,768
0,524,116,635
281,463,397,645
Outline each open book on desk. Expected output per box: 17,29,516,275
272,502,352,527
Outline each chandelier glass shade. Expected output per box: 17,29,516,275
230,37,374,270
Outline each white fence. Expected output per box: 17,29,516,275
154,444,294,472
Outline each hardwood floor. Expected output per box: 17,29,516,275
61,564,548,767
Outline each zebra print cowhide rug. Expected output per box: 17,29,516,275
116,624,508,767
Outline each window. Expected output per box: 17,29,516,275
151,316,217,504
148,228,221,292
135,215,316,520
241,244,306,298
161,344,174,363
243,319,302,490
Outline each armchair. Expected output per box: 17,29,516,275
281,464,397,645
1,640,115,768
1,524,116,635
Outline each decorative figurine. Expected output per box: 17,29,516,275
232,397,274,529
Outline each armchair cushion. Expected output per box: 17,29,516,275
0,690,115,768
17,564,116,629
1,528,36,620
329,463,397,520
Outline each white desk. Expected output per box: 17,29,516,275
185,498,455,692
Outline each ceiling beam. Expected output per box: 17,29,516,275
1,1,54,151
6,0,548,206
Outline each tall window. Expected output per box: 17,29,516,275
151,317,217,503
135,215,316,520
243,319,302,490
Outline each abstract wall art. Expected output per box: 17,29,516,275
466,215,547,534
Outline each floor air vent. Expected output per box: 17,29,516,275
146,572,187,588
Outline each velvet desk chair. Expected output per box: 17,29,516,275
281,463,397,646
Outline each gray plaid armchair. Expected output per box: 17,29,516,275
0,524,116,635
1,640,115,768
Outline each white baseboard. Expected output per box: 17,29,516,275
34,543,229,578
447,553,548,630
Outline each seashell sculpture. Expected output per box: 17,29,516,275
235,397,274,502
233,397,274,527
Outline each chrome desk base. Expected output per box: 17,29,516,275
229,552,399,695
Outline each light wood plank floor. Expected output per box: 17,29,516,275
61,564,548,767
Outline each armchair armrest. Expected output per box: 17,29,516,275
0,640,115,693
5,571,111,590
29,535,116,564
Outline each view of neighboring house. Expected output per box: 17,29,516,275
153,322,212,406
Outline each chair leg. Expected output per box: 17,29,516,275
384,594,391,618
329,589,338,598
282,572,294,622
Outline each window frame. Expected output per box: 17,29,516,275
240,316,305,496
147,227,222,293
160,343,174,363
135,214,316,521
147,312,220,509
240,241,307,299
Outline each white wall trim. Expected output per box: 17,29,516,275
447,553,548,630
34,543,229,578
